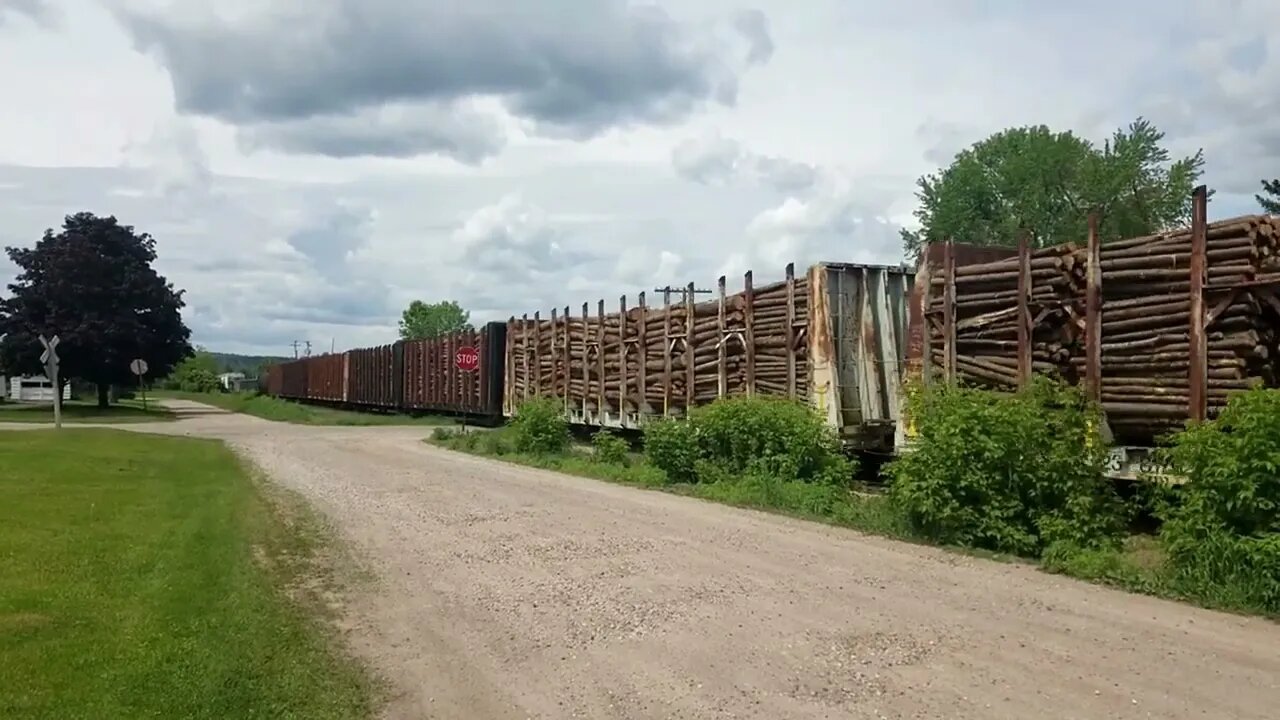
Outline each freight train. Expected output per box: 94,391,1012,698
261,188,1280,478
262,260,916,450
264,260,916,445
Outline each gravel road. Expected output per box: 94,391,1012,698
9,399,1279,719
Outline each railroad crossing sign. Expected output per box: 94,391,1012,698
37,334,62,429
454,346,479,372
39,334,59,367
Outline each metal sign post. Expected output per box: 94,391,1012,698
38,334,61,429
130,358,150,412
455,345,479,434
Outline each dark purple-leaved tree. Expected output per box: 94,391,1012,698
0,212,193,407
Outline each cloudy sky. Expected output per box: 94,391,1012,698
0,0,1275,355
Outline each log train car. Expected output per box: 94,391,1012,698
907,186,1280,479
259,260,918,451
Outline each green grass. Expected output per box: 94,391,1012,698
159,390,452,426
428,427,1277,619
0,429,377,719
0,398,172,424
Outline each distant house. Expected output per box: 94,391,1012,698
217,372,247,392
6,375,71,403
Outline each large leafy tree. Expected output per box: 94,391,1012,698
900,117,1206,259
1258,178,1280,213
0,212,193,407
398,299,472,340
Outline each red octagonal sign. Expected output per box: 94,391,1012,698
454,345,480,372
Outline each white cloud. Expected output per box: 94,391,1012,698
1,0,1277,356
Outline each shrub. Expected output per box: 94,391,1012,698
431,427,455,441
884,376,1125,557
510,396,569,455
642,418,699,483
1157,387,1280,612
591,430,630,466
178,368,220,394
690,395,852,483
642,396,855,486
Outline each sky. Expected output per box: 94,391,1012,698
0,0,1276,355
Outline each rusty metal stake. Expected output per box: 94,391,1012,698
942,238,956,382
1016,232,1032,388
1189,185,1208,422
1086,213,1102,406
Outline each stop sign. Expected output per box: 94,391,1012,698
454,345,479,372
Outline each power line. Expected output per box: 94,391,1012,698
654,285,713,306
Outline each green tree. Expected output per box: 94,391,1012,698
165,346,221,391
397,300,472,340
0,212,192,407
1258,178,1280,214
900,117,1206,259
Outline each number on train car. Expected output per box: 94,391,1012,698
455,346,479,372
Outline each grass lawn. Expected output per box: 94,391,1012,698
0,429,376,719
0,398,172,424
159,390,452,426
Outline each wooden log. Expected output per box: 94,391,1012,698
1099,216,1261,252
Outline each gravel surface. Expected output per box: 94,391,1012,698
10,398,1280,719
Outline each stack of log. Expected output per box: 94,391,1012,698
506,266,810,420
928,213,1280,443
1075,215,1280,440
925,243,1081,389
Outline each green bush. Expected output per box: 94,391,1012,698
431,427,455,441
510,396,569,455
591,430,630,466
691,395,852,483
1157,387,1280,612
642,396,854,486
642,418,699,483
884,377,1125,557
178,368,220,394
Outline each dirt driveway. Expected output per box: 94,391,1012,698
9,399,1279,719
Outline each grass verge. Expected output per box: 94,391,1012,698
0,398,172,424
428,426,1276,619
0,428,378,719
428,426,913,540
159,390,451,426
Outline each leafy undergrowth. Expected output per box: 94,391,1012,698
0,428,377,719
160,390,450,426
0,398,173,424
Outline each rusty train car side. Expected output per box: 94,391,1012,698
402,324,505,414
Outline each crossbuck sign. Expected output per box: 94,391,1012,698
38,334,62,429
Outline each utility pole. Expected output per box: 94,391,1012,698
304,341,312,357
653,285,713,306
291,340,300,358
